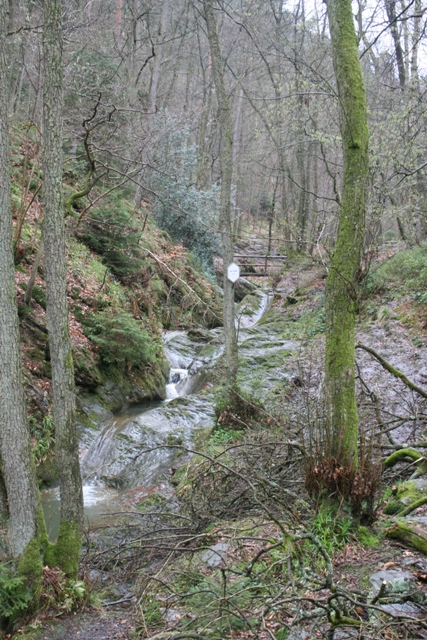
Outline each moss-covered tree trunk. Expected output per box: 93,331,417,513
324,0,369,469
203,0,238,392
0,0,46,573
42,0,84,577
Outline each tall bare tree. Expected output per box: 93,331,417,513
42,0,84,578
0,0,46,577
203,0,238,394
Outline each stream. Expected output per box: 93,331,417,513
42,289,290,540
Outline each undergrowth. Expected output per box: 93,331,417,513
364,241,427,299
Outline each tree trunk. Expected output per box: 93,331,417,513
203,0,238,392
324,0,369,470
0,0,46,569
42,0,83,578
134,0,170,207
385,0,406,90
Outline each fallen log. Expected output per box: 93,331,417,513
384,448,423,469
385,520,427,554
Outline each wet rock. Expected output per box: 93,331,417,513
187,327,213,343
234,277,258,302
200,542,228,568
380,602,425,618
369,569,415,597
237,290,271,329
80,394,216,488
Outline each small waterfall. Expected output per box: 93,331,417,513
165,368,190,400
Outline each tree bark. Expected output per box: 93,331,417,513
324,0,369,469
203,0,238,391
42,0,83,577
0,0,45,563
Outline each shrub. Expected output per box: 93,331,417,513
83,309,159,373
144,115,221,271
310,510,352,556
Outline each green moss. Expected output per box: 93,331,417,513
383,500,402,515
43,542,56,567
384,448,422,469
73,347,102,389
17,511,49,599
193,427,213,450
137,493,166,513
384,481,425,515
356,526,379,547
53,520,81,578
17,539,44,586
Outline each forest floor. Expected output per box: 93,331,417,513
20,541,426,640
16,242,427,639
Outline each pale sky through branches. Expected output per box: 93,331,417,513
288,0,427,75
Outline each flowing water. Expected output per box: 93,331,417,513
42,290,274,540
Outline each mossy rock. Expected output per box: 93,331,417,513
384,480,427,515
137,492,167,513
187,327,212,343
73,347,102,389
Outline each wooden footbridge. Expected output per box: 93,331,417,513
234,253,287,277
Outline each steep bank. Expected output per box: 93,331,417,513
13,182,222,487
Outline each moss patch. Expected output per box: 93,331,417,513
53,521,81,579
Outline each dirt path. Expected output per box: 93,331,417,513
25,610,135,640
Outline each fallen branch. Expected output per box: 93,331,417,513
356,344,427,400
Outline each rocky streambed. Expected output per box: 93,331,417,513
42,288,301,538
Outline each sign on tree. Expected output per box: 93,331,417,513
227,262,240,283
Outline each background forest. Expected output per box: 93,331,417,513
8,0,427,256
2,0,427,639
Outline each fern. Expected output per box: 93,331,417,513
0,564,31,620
